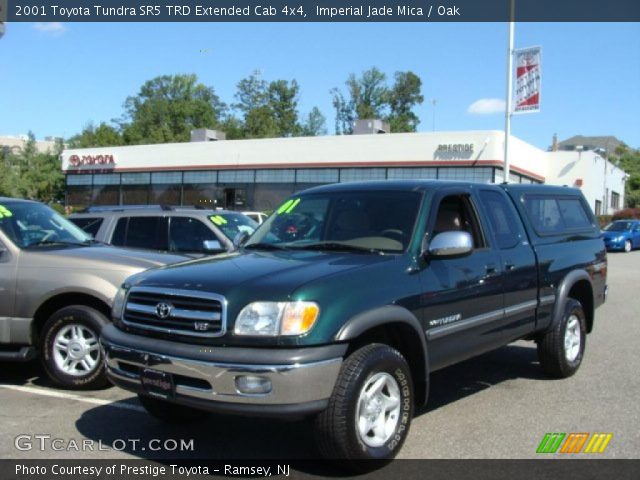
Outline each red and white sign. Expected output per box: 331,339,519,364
68,154,116,168
513,46,541,114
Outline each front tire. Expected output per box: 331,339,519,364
41,305,109,389
624,240,632,252
138,395,206,424
537,298,586,378
314,344,414,462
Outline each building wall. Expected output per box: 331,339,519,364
60,130,626,214
0,135,58,155
546,150,627,215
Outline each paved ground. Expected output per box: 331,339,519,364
1,251,639,460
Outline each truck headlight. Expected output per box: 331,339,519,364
234,301,320,336
111,283,130,320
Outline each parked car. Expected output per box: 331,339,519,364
241,211,268,224
0,198,188,389
601,219,640,252
102,181,606,461
69,206,257,256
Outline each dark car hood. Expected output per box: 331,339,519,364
129,249,395,299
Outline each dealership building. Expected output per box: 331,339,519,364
60,127,627,216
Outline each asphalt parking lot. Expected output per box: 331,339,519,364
1,251,639,461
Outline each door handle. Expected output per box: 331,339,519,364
485,264,497,275
505,262,515,271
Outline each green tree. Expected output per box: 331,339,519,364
2,133,64,203
610,143,640,208
267,79,301,137
68,122,122,148
301,107,327,136
120,74,226,144
387,71,424,132
331,67,389,134
331,67,423,134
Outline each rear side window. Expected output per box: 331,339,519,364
524,196,593,234
169,217,221,253
479,190,521,249
111,216,168,250
69,217,103,237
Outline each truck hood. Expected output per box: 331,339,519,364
20,244,188,272
128,249,395,299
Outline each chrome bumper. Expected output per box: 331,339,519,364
101,339,342,407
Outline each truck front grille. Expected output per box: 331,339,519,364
122,287,226,338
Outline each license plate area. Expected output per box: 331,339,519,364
140,368,174,398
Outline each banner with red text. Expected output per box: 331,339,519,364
513,46,542,113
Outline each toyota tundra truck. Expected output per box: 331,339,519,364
101,181,607,460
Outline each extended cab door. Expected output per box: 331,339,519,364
478,189,538,340
418,189,505,371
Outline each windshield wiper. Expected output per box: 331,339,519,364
289,242,385,254
25,240,87,248
243,242,289,251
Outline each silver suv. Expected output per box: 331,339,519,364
0,198,187,389
69,206,257,256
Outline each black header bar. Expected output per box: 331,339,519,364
4,0,640,22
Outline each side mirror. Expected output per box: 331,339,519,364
425,231,473,258
233,231,250,249
202,239,225,253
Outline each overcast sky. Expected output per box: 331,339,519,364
1,21,638,149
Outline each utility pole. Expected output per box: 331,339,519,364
503,0,515,183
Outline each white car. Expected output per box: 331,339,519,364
242,211,268,224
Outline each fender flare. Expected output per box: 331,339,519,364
550,269,592,331
335,305,429,382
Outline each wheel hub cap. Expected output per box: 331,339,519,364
52,324,100,377
564,315,581,362
356,372,402,448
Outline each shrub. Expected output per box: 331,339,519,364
612,208,640,221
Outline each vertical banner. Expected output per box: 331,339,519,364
513,46,542,113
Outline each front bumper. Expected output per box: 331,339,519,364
100,325,345,418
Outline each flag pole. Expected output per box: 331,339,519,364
503,0,515,183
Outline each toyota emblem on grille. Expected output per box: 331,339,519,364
155,302,173,319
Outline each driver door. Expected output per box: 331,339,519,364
417,190,505,371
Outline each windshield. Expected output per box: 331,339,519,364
245,190,422,253
209,212,257,240
0,201,92,248
604,222,633,232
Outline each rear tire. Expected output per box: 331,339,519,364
314,344,413,462
537,298,586,378
138,395,207,424
41,305,109,390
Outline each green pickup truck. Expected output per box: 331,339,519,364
101,180,607,460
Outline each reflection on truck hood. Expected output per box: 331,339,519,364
129,250,395,297
20,245,188,272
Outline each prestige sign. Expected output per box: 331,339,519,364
436,144,474,153
68,154,116,168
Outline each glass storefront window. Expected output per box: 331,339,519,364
92,185,120,205
218,170,255,183
183,183,218,208
66,186,92,210
255,169,295,183
339,168,386,182
296,169,339,183
387,168,437,180
122,185,150,205
150,184,181,205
